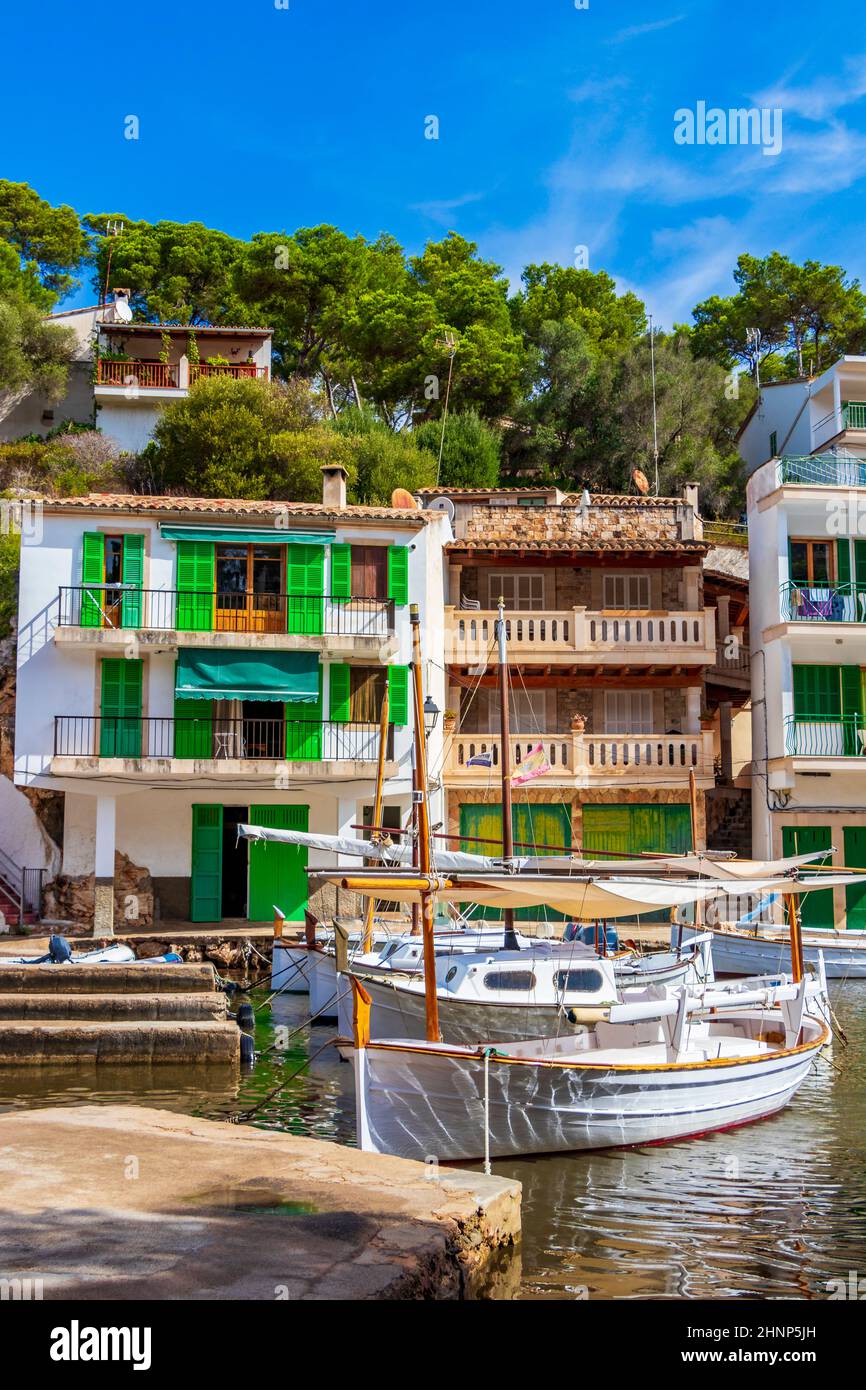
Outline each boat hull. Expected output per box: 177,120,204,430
355,1015,827,1162
705,928,866,979
351,974,591,1044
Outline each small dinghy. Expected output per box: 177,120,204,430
0,935,180,966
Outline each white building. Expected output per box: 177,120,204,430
748,449,866,932
0,291,274,455
13,466,449,932
739,355,866,476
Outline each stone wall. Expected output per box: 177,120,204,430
42,851,154,929
461,499,693,546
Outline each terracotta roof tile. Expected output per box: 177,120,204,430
447,538,708,554
42,494,435,524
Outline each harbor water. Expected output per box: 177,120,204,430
1,981,865,1299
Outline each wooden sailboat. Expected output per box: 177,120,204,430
347,603,831,1163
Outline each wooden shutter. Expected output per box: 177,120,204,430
173,696,212,758
387,545,409,605
176,542,214,630
329,664,351,722
121,533,144,627
387,664,409,726
99,658,142,757
836,538,852,590
286,665,323,760
782,826,834,929
331,542,352,599
190,804,222,922
855,541,866,621
792,664,841,717
80,532,104,628
248,804,310,922
286,543,324,634
844,826,866,929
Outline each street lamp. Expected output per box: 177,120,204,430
423,696,440,736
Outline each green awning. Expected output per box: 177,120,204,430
176,650,320,703
161,526,335,545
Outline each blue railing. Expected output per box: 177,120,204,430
778,454,866,488
785,714,865,757
781,581,866,623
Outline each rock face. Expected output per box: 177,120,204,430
42,851,154,928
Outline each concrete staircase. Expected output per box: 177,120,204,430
0,963,240,1064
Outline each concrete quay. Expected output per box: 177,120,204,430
0,1105,521,1299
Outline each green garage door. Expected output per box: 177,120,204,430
459,802,571,921
844,826,866,930
248,805,310,922
582,805,693,921
782,826,835,930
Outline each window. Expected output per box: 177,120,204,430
603,574,651,610
604,691,654,735
488,572,545,610
790,540,833,586
482,970,537,991
351,666,387,722
480,688,543,734
517,496,546,507
554,968,605,994
770,431,778,458
350,545,387,599
215,544,284,631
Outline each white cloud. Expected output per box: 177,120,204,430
409,191,485,225
607,15,685,45
756,53,866,122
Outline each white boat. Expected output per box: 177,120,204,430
0,942,137,966
351,1000,829,1162
681,923,866,979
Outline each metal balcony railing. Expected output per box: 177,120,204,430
53,716,394,762
57,587,395,636
781,581,866,623
777,453,866,488
784,713,866,757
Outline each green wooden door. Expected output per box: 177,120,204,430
99,658,142,756
174,696,213,758
80,532,104,627
191,804,223,922
459,802,572,921
583,804,693,920
782,826,834,930
176,541,214,631
285,666,323,760
248,804,309,922
286,543,324,635
121,534,144,627
843,826,866,930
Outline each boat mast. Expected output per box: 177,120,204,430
410,604,441,1041
497,598,520,952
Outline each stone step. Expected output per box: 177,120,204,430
0,963,219,996
0,1020,240,1065
0,992,229,1022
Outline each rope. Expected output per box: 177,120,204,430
229,1035,339,1123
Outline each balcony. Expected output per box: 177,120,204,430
445,606,716,670
780,581,866,624
444,729,715,789
784,714,866,759
777,453,866,489
811,402,866,452
55,589,398,658
707,637,751,689
51,716,395,781
95,359,269,394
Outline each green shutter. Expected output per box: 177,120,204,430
99,658,142,757
286,665,323,760
387,545,409,605
844,826,866,930
841,664,863,754
286,543,324,634
387,664,409,726
121,533,144,627
792,665,841,717
855,541,866,622
329,664,351,722
176,541,214,631
331,542,351,600
836,538,852,590
248,804,309,922
782,826,834,930
191,804,222,922
174,696,213,758
80,532,104,628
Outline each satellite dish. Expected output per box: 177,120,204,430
427,495,455,523
631,468,650,495
391,488,420,510
112,289,132,323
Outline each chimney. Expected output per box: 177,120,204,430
321,463,348,509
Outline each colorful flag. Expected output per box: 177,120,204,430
467,752,493,768
511,742,551,785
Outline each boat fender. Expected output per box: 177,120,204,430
48,935,73,964
566,1006,610,1025
236,1001,255,1030
239,1032,256,1065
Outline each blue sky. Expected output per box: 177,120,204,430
3,0,866,326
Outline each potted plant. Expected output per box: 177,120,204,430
571,711,587,733
443,709,458,735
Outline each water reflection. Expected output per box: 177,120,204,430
1,985,864,1299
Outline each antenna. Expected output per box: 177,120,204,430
649,313,659,495
433,331,458,486
101,220,125,310
746,326,762,389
